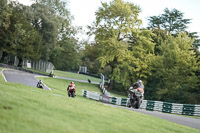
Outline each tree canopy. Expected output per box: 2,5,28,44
0,0,80,70
148,8,200,50
148,8,191,35
88,0,156,89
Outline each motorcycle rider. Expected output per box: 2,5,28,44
37,80,43,89
67,81,76,96
129,79,144,103
129,80,144,92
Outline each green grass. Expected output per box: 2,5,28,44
54,70,126,97
37,77,102,96
108,89,127,98
0,74,199,133
54,70,101,82
23,68,50,76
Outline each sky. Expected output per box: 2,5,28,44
14,0,200,41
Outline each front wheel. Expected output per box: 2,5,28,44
68,91,71,97
127,99,131,108
135,97,141,109
71,91,75,98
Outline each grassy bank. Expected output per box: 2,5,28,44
23,68,50,76
54,70,101,82
54,70,127,97
0,73,199,133
37,77,102,96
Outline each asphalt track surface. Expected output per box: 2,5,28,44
2,69,50,90
106,104,200,130
1,69,200,130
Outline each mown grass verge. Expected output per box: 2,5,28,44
54,70,101,82
54,70,126,97
0,73,199,133
23,67,50,76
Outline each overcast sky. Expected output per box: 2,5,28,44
14,0,200,41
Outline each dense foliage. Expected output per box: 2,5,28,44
0,0,80,70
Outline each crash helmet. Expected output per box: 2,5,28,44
138,79,142,83
71,81,74,84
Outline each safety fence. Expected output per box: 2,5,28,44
22,59,54,73
99,74,112,97
82,90,128,106
82,90,200,117
140,100,200,116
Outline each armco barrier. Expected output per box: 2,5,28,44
99,74,111,97
121,98,128,106
146,100,154,111
110,97,122,105
140,100,147,109
82,90,200,117
82,90,100,101
102,95,110,103
153,101,163,112
182,104,195,116
162,102,172,113
111,97,117,104
89,92,100,101
82,90,88,97
144,101,200,116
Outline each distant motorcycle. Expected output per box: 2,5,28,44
67,86,76,98
37,80,44,89
127,88,144,109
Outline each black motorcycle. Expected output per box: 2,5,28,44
37,80,44,89
127,88,143,109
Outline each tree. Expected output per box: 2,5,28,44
148,8,200,50
147,15,168,54
50,34,80,71
148,16,162,30
0,1,42,65
80,42,101,74
24,0,73,61
0,0,12,62
148,8,191,35
6,3,42,67
147,33,199,104
187,31,200,51
89,0,155,89
0,0,11,30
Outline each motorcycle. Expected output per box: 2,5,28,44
67,86,76,98
37,80,44,89
127,88,144,109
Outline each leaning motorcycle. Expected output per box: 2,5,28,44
127,88,144,109
67,86,76,98
37,81,44,89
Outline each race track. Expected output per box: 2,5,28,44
2,69,50,90
107,104,200,130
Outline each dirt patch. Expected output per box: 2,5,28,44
3,106,12,110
